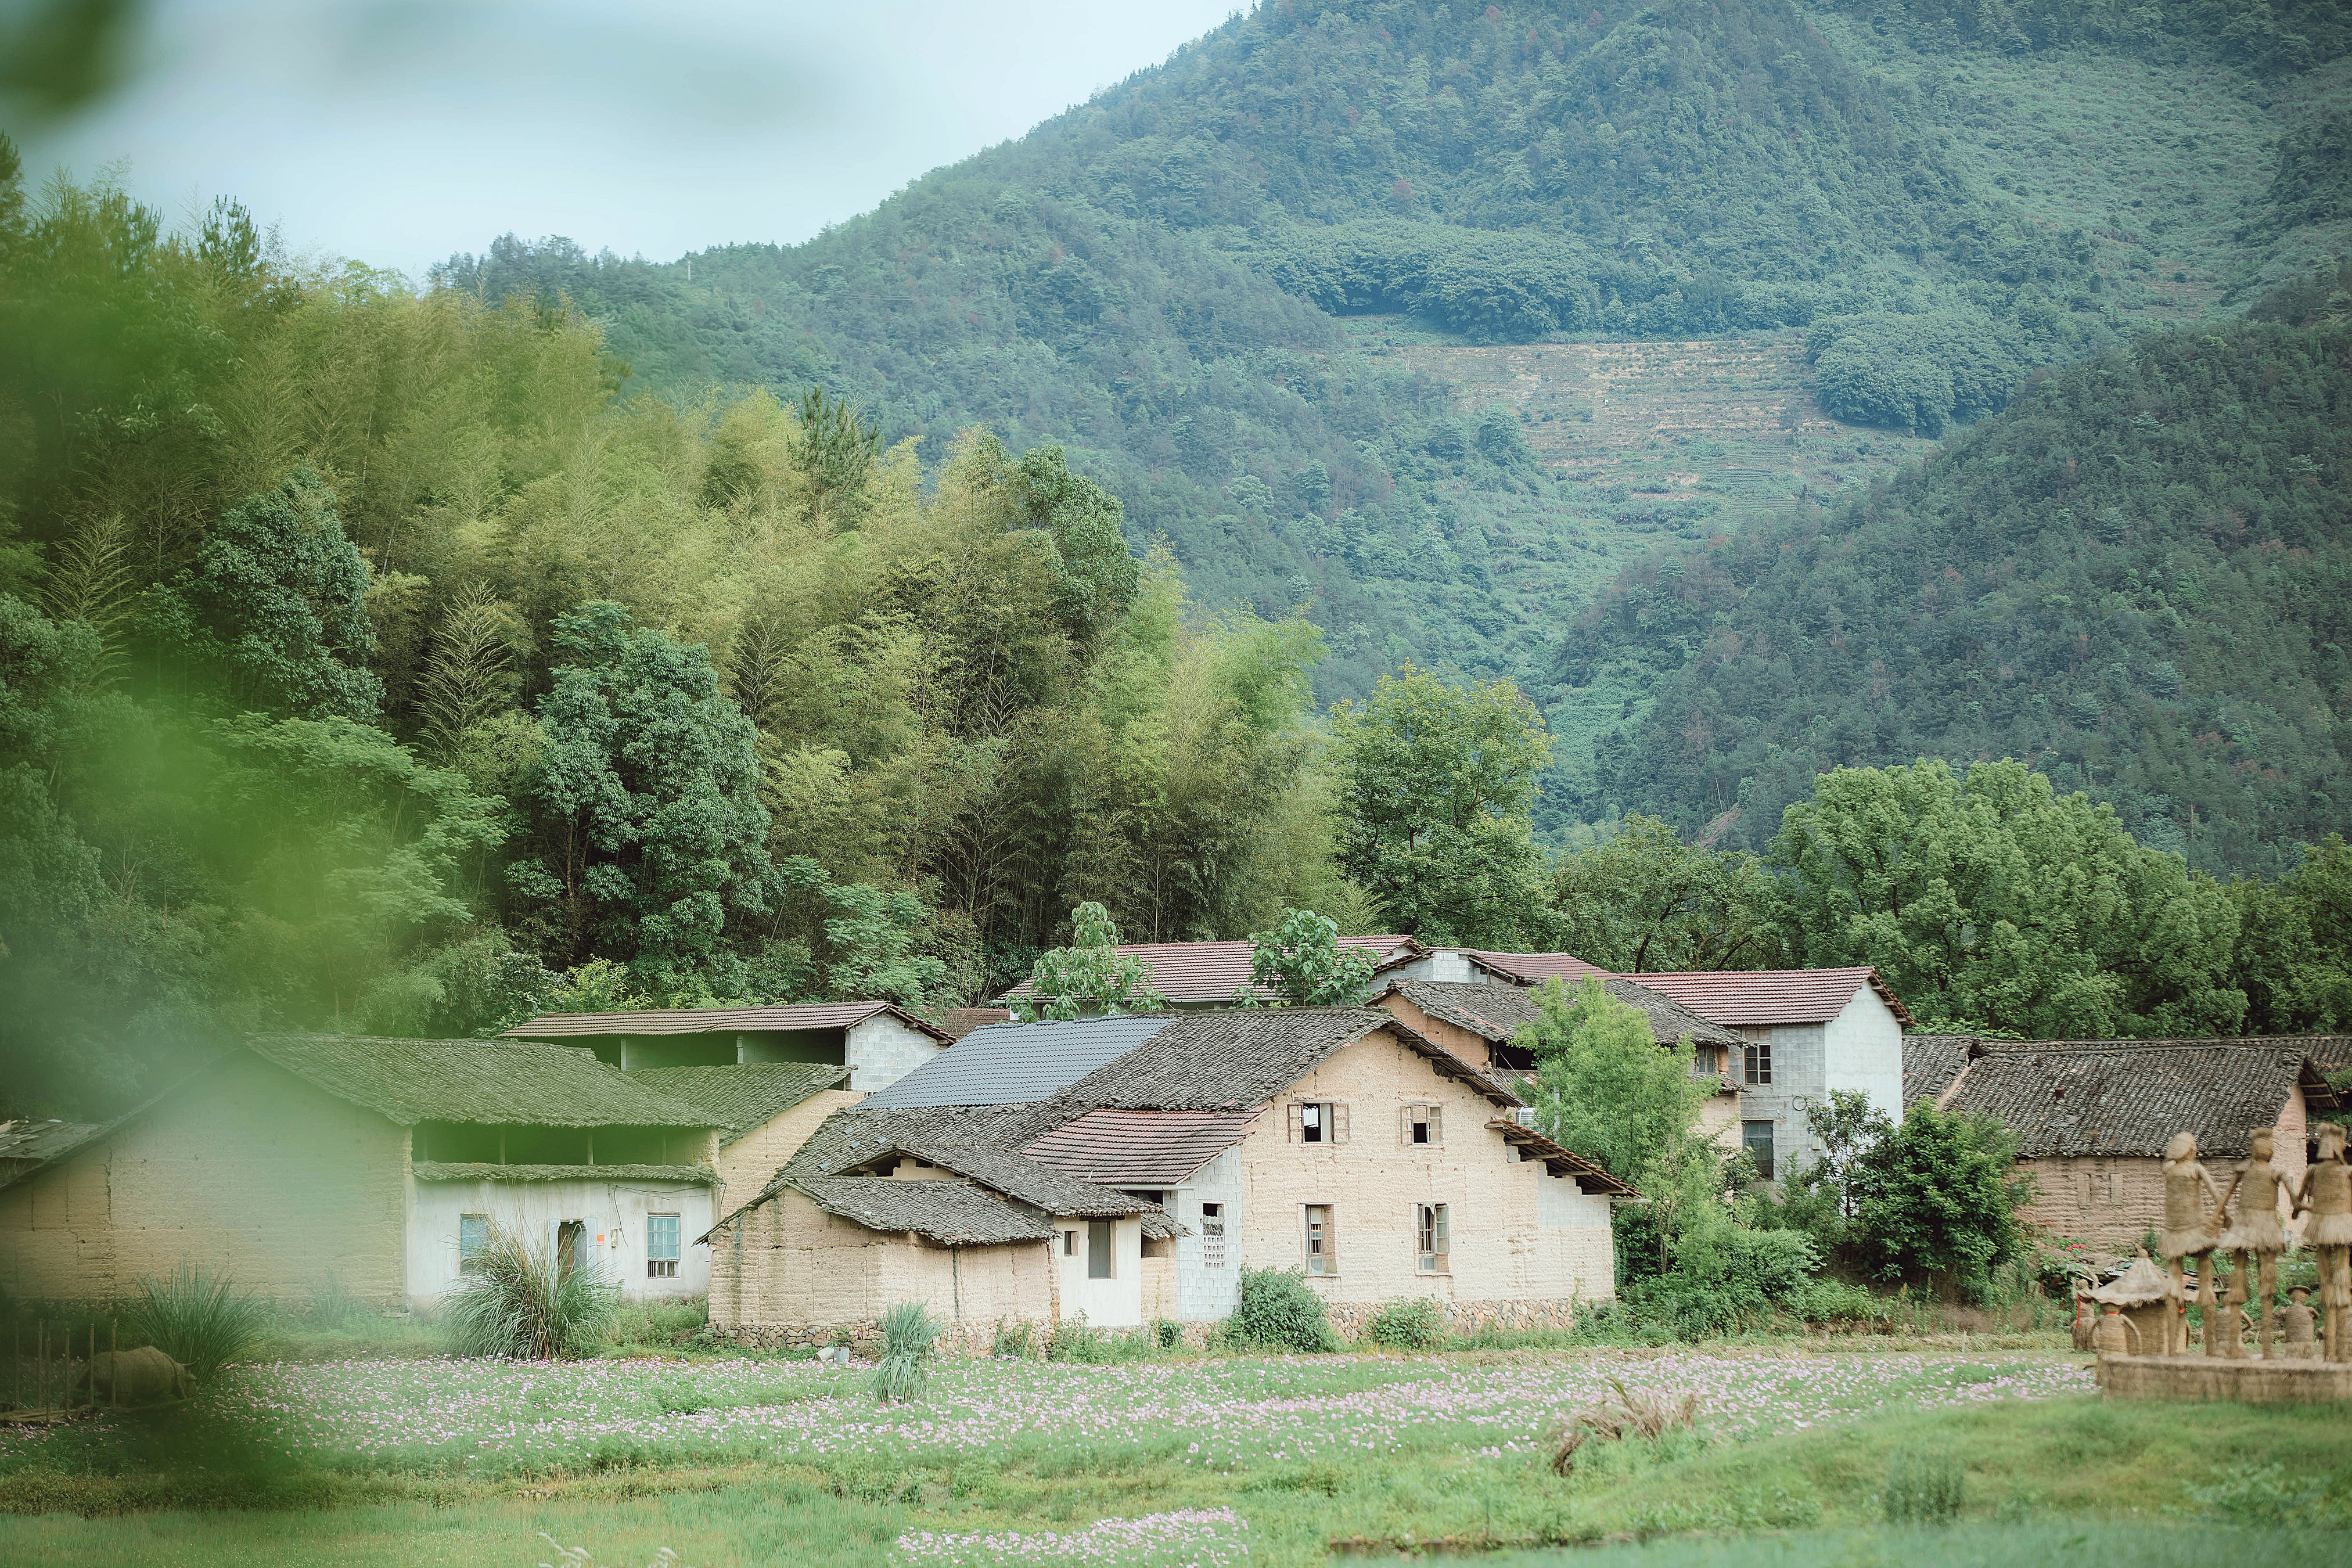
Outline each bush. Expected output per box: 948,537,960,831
1226,1267,1339,1353
1364,1297,1444,1350
1622,1227,1819,1339
127,1265,268,1381
991,1320,1033,1358
1883,1449,1965,1524
868,1300,938,1404
1793,1278,1889,1326
442,1224,616,1359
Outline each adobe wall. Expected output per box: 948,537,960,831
711,1088,864,1218
1370,992,1492,1070
1234,1029,1616,1310
705,1186,1055,1340
2017,1083,2313,1250
0,1054,408,1306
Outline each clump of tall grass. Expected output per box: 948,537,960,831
443,1224,615,1360
127,1265,268,1381
868,1300,940,1404
1883,1448,1965,1524
1548,1376,1700,1476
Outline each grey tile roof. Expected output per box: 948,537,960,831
505,1001,951,1042
627,1063,850,1141
1020,1109,1264,1186
0,1121,102,1166
1941,1040,2342,1159
1903,1034,1986,1106
786,1178,1056,1245
251,1035,715,1128
858,1015,1175,1109
1049,1008,1514,1114
409,1162,715,1184
1383,979,1739,1051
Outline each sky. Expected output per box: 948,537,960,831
12,0,1240,278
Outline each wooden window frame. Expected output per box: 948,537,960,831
1742,1120,1776,1180
1416,1202,1450,1274
1401,1102,1443,1146
1303,1203,1336,1275
646,1211,681,1279
1289,1101,1349,1146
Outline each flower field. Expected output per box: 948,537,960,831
0,1349,2095,1481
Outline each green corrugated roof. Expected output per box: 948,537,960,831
250,1035,715,1128
627,1063,849,1141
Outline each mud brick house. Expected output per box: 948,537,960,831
625,1062,862,1215
702,1008,1635,1350
1629,968,1912,1179
1922,1037,2345,1251
0,1120,100,1186
0,1036,722,1307
504,1001,952,1091
995,936,1424,1010
1369,977,1745,1142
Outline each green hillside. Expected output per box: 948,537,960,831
437,0,2350,705
1550,263,2352,876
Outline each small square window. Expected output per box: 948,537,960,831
647,1213,680,1279
458,1214,490,1275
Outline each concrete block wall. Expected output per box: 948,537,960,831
1170,1146,1244,1322
0,1055,408,1306
846,1017,944,1092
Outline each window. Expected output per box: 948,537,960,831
1742,1039,1772,1085
1062,1228,1078,1257
1416,1203,1449,1274
458,1214,489,1275
1200,1202,1225,1268
1295,1101,1346,1143
647,1213,680,1279
1087,1219,1114,1279
1304,1204,1336,1274
1401,1103,1442,1146
1742,1120,1776,1181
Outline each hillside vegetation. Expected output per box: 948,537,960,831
434,1,2350,703
1552,264,2352,876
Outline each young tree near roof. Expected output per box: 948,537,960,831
1770,759,2244,1039
1329,664,1551,949
1243,907,1376,1006
1010,901,1167,1022
1848,1098,2029,1300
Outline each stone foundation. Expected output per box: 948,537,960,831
2099,1353,2352,1403
1322,1297,1587,1341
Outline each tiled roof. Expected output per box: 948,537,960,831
1462,951,1614,985
786,1178,1056,1246
1940,1040,2340,1159
1383,978,1739,1051
409,1162,714,1184
936,1008,1012,1040
1630,968,1916,1029
503,1001,952,1043
625,1063,850,1141
1483,1118,1641,1196
996,937,1420,1002
250,1035,715,1128
860,1015,1174,1109
1049,1008,1515,1114
1141,1211,1191,1240
2301,1038,2352,1076
832,1139,1158,1218
1020,1109,1264,1186
1903,1034,1986,1107
0,1121,102,1166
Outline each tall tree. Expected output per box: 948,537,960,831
1549,814,1783,972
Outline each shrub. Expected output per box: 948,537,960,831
1364,1297,1444,1350
1226,1267,1338,1353
1046,1313,1099,1363
127,1265,268,1381
442,1224,617,1359
991,1319,1033,1358
1883,1449,1965,1524
1622,1226,1819,1338
300,1272,364,1329
1793,1278,1888,1326
867,1300,938,1404
1153,1318,1182,1350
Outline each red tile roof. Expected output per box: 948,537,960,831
504,1001,952,1042
1020,1108,1264,1185
996,937,1420,1002
936,1008,1012,1041
1463,951,1614,985
1631,968,1916,1030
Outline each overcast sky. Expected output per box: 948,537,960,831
12,0,1239,278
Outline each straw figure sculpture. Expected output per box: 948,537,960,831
2160,1131,2229,1355
2292,1120,2352,1362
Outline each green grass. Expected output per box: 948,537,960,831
1,1375,2347,1565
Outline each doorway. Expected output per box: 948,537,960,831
556,1219,587,1277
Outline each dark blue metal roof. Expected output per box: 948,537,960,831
857,1015,1174,1109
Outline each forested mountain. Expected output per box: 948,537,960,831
1552,263,2352,875
434,0,2349,702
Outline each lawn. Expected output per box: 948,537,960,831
3,1346,2348,1565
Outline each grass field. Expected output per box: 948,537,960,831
3,1347,2346,1566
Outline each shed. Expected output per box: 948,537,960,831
504,1001,952,1091
627,1062,862,1214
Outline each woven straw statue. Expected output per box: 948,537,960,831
2090,1303,2143,1357
2161,1131,2228,1355
2292,1120,2352,1362
2217,1126,2291,1358
2277,1286,2318,1360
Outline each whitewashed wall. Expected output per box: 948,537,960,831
1169,1146,1244,1322
405,1175,713,1306
1049,1215,1144,1327
1822,986,1905,1124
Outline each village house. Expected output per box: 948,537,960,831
1922,1037,2345,1251
0,1036,723,1308
1629,968,1912,1179
1378,949,1614,987
1369,977,1746,1142
625,1062,863,1215
994,936,1424,1010
702,1008,1635,1350
0,1120,99,1186
504,1001,952,1091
